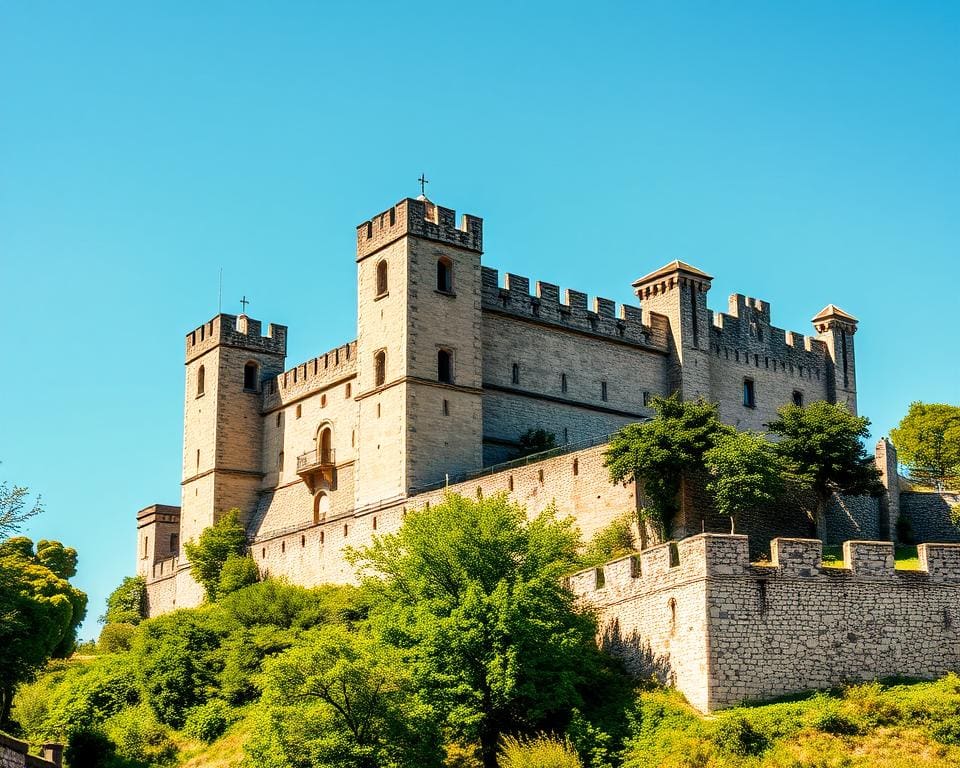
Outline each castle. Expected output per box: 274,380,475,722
136,193,960,709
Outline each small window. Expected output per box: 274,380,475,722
573,458,579,476
443,399,449,416
320,531,325,544
243,361,258,391
343,524,349,537
196,449,200,470
376,260,388,296
345,382,352,398
301,535,305,547
560,373,567,393
437,258,453,292
743,379,756,408
511,363,520,385
374,350,386,387
601,381,608,402
196,365,205,397
296,404,302,419
278,451,284,470
321,393,327,407
276,413,281,427
281,541,285,554
169,533,178,553
438,349,453,384
143,536,149,558
792,390,804,407
643,391,652,406
373,516,378,531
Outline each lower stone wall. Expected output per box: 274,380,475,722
571,534,960,712
823,494,881,544
0,733,61,768
900,492,960,543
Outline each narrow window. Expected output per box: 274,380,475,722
170,533,178,553
743,379,756,408
243,361,258,391
345,382,352,398
792,390,804,407
196,365,205,397
344,524,349,537
601,381,608,401
438,349,452,384
437,258,453,292
669,598,677,635
443,399,449,416
262,547,266,558
320,531,325,544
643,391,652,406
376,260,388,296
689,284,699,348
511,363,520,385
143,536,149,558
560,373,567,393
374,350,386,387
318,428,332,464
196,449,200,470
301,535,306,547
840,330,849,388
321,393,327,408
281,541,285,553
296,404,302,419
377,403,381,418
278,451,284,470
351,430,356,447
373,516,378,531
508,475,514,491
573,458,579,476
276,413,281,427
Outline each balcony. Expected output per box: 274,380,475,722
296,448,336,491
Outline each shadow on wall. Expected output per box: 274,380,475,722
600,617,676,688
901,492,960,544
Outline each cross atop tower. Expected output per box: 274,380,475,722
418,173,429,197
240,295,250,313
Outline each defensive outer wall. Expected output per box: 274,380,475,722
568,534,960,712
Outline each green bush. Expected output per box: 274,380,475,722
65,727,115,767
43,655,139,737
104,703,177,764
100,575,146,625
932,715,960,745
498,735,583,768
580,514,635,568
808,706,860,735
183,698,231,743
97,622,137,653
711,714,767,756
218,554,259,596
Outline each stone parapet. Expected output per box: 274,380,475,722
356,197,482,260
185,314,287,363
262,341,357,410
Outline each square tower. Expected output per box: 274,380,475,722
354,197,484,509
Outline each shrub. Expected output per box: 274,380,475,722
807,706,859,736
100,575,146,625
218,554,259,596
98,622,137,653
843,681,902,727
711,715,768,756
183,698,231,743
105,703,177,764
498,735,584,768
43,655,139,737
65,727,115,767
932,715,960,745
580,514,635,568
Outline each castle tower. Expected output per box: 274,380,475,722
812,305,858,414
354,197,484,508
632,261,713,400
180,313,287,550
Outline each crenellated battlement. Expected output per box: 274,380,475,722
185,314,287,363
356,197,483,261
480,266,669,351
261,341,357,411
710,295,829,378
568,535,960,600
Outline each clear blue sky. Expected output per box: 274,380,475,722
1,2,957,637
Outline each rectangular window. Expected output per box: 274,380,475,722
743,379,756,408
601,381,608,401
560,373,567,393
443,399,449,416
643,391,651,406
511,363,520,385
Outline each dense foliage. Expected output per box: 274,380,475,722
704,431,783,534
0,537,87,722
768,401,883,528
604,396,730,537
514,428,558,459
890,401,960,488
183,509,256,601
101,575,146,625
352,493,613,768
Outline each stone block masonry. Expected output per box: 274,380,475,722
569,534,960,712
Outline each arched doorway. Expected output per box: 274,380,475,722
318,426,333,464
314,492,330,524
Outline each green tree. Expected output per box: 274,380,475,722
704,431,783,534
604,396,730,538
0,475,42,539
890,402,960,488
0,537,87,722
351,493,603,768
515,428,558,459
580,513,636,567
252,625,443,768
184,509,249,601
767,402,883,532
218,553,260,596
100,575,146,625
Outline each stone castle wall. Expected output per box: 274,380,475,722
901,492,960,543
569,534,960,712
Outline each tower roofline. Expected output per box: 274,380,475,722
632,260,713,289
811,304,858,325
356,197,483,261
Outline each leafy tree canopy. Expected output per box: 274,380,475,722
890,402,960,488
580,513,636,567
704,431,783,534
351,493,604,768
0,536,87,722
100,575,146,625
184,509,251,602
604,395,731,537
767,402,882,524
515,428,558,459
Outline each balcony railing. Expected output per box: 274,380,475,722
297,448,336,473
